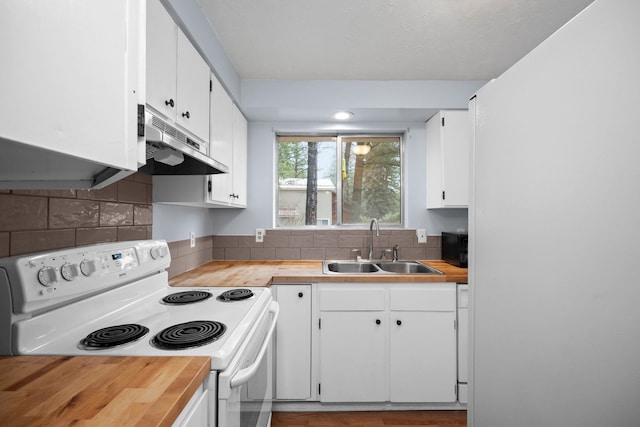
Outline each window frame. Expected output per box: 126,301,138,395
275,132,405,229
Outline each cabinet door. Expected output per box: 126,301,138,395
146,0,177,120
426,112,444,208
210,74,234,168
176,31,210,142
319,311,387,402
274,285,312,400
389,311,457,402
231,105,248,206
441,110,470,207
207,172,233,205
426,110,470,208
0,0,142,176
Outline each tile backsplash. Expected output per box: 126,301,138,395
167,229,442,279
0,174,441,280
212,229,441,261
0,173,153,257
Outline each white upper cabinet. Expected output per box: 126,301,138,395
0,0,144,189
146,0,210,142
206,103,247,207
207,75,235,204
230,104,248,207
426,110,471,208
146,0,177,119
175,33,210,141
152,103,247,208
209,74,234,168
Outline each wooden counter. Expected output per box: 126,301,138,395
169,260,468,287
0,356,210,427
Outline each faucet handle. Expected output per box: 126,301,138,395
351,248,362,261
392,244,399,262
380,248,392,260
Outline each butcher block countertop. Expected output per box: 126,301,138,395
169,260,468,287
0,356,210,427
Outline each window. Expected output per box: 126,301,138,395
277,134,402,227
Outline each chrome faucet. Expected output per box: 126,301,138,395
368,218,379,260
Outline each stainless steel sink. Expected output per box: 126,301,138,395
325,261,379,273
322,260,443,275
376,261,442,274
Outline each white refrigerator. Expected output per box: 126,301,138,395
469,0,640,426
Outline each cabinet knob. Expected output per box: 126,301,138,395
165,99,174,107
375,319,381,325
298,292,304,298
396,320,402,326
181,111,190,119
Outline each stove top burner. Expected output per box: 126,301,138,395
217,288,254,302
152,320,226,350
80,324,149,349
162,290,213,305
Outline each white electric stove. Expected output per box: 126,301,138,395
0,240,278,427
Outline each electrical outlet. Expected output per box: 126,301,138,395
256,228,265,243
190,232,196,248
416,229,427,243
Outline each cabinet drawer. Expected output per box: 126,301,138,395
389,285,455,311
320,288,385,311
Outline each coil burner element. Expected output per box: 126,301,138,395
162,290,213,305
151,320,226,350
216,288,254,302
80,324,149,349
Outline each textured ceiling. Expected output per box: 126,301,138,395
198,0,594,81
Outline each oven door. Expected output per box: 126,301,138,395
218,301,279,427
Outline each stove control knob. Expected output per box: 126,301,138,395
61,263,80,281
37,266,58,287
150,245,169,260
80,259,98,277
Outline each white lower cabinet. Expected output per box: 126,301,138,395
319,283,457,403
389,311,456,402
273,284,312,400
320,310,388,402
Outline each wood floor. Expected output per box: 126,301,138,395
271,410,467,427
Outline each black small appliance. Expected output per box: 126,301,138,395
441,232,468,268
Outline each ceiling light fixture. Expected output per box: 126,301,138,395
332,111,354,120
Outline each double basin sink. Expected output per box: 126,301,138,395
323,260,443,275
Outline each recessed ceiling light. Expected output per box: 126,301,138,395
332,111,354,120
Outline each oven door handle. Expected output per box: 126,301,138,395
230,301,280,388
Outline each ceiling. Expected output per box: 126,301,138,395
198,0,594,81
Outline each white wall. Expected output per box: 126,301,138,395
209,120,470,235
152,204,212,242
